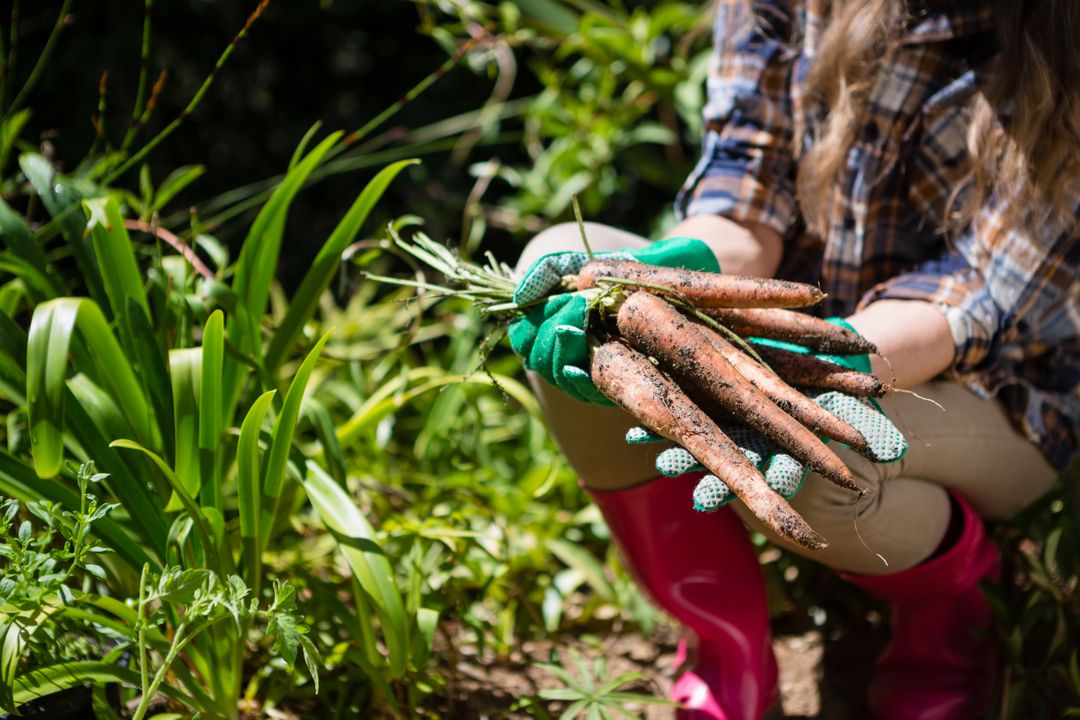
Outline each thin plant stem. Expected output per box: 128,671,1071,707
571,195,593,259
131,620,188,720
104,0,270,186
121,0,154,151
137,563,150,699
87,70,108,157
4,0,71,122
4,0,20,113
124,218,214,279
337,29,488,154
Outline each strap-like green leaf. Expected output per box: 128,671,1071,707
260,331,332,546
26,298,154,478
19,153,105,304
199,310,225,449
0,198,61,296
168,348,202,509
128,297,175,463
263,159,417,374
110,439,221,575
13,661,188,708
83,196,150,328
237,390,276,593
303,461,408,679
230,133,341,358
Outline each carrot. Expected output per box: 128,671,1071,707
576,259,826,309
590,340,828,550
751,344,887,397
615,292,861,493
703,307,878,355
691,319,875,455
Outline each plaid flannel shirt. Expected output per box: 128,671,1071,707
676,0,1080,470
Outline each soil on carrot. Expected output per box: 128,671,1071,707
431,613,888,719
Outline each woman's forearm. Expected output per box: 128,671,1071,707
664,215,783,277
845,300,956,389
662,219,952,387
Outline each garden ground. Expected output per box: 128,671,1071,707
436,616,886,718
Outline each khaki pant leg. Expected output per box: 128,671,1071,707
733,381,1058,575
516,223,673,491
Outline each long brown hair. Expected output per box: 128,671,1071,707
789,0,1080,237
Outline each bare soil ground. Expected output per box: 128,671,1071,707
436,615,888,719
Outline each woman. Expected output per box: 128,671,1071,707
511,1,1080,718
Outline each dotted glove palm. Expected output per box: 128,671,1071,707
507,237,719,405
628,318,907,510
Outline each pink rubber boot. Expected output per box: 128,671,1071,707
839,492,999,720
588,472,778,720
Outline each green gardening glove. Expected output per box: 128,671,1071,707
627,318,907,511
507,237,720,405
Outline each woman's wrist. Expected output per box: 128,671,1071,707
846,300,956,389
663,215,783,277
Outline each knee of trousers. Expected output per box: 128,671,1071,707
780,458,949,574
515,222,647,273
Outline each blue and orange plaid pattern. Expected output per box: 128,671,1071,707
676,0,1080,469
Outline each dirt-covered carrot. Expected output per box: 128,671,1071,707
703,307,878,355
615,292,861,493
751,344,887,397
590,340,828,550
691,320,874,455
576,259,826,309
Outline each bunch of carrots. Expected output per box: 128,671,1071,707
372,234,896,551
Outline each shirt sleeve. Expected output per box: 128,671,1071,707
675,0,799,236
858,195,1080,376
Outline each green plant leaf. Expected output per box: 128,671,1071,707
260,330,332,546
26,298,154,478
546,538,615,602
83,196,150,329
301,398,346,484
19,153,105,303
128,298,175,465
13,661,187,708
1,600,65,713
199,310,225,449
110,439,220,574
0,198,57,295
263,159,417,374
237,390,276,589
302,461,409,679
168,348,202,509
230,133,341,359
151,165,205,213
0,252,59,305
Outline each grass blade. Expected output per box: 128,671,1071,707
237,389,275,594
260,330,332,547
168,348,201,509
263,159,416,374
110,439,221,575
230,133,341,358
199,310,224,449
83,196,150,329
0,197,58,294
19,153,105,303
127,297,175,463
26,298,154,478
303,461,409,679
